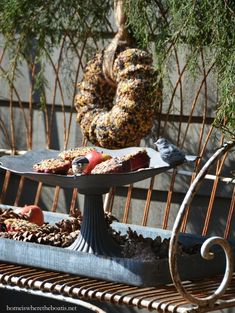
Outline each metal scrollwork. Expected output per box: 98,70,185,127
169,141,235,307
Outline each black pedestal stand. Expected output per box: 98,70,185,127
67,193,122,257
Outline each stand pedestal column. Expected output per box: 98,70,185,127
68,193,121,257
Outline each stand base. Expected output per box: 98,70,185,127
67,194,122,257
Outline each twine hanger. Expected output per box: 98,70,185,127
102,0,134,86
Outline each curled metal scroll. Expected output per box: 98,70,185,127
169,141,235,307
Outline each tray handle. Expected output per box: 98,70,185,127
169,141,235,307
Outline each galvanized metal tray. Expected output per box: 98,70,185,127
0,210,233,287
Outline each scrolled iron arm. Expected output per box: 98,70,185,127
169,141,235,307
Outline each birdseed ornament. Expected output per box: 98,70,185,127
75,1,160,149
75,49,159,149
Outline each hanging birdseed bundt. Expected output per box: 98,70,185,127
75,48,159,149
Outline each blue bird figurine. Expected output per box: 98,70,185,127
154,138,197,166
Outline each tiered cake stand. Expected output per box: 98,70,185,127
0,147,171,257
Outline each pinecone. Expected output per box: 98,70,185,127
0,208,27,225
121,228,171,260
0,222,80,248
55,217,81,233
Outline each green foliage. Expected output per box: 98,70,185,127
0,0,112,49
0,0,113,108
124,0,235,140
124,0,170,66
0,0,234,139
214,55,235,139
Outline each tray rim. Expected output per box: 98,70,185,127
0,147,172,190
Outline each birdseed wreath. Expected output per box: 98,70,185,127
75,48,159,149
